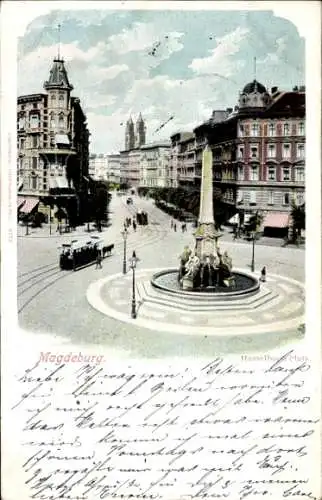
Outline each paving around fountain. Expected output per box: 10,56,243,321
88,145,304,339
87,267,304,336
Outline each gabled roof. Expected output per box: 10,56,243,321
44,59,73,91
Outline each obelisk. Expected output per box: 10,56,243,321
194,144,220,258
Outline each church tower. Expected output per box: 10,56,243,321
135,113,146,148
125,116,135,150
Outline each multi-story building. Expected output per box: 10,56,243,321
89,153,108,180
17,56,90,218
107,154,121,184
170,132,196,188
194,81,305,224
140,142,171,188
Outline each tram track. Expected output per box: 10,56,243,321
17,196,170,315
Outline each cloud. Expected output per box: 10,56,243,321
257,36,288,65
17,11,304,154
105,21,184,72
189,27,249,78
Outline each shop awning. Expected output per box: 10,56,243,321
264,212,290,228
20,198,39,214
55,134,70,145
17,196,25,209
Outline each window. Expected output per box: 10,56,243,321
32,135,38,148
268,123,275,137
251,123,259,137
283,166,290,181
59,113,64,127
50,113,55,128
51,94,56,101
268,166,276,180
251,145,259,158
32,157,37,169
19,138,25,149
283,193,290,205
30,114,39,129
295,167,305,182
33,103,38,109
283,123,290,136
239,123,244,137
297,143,305,159
31,175,37,190
18,117,25,130
237,191,243,204
250,165,259,181
296,192,304,205
249,191,257,205
267,144,276,158
237,145,244,159
298,122,305,136
268,191,274,205
237,166,244,180
282,143,291,159
59,93,64,101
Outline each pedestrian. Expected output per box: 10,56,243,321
133,221,137,231
260,266,266,282
171,219,174,229
95,251,103,269
181,223,185,233
233,226,237,240
174,223,177,232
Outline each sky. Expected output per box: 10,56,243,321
18,9,305,154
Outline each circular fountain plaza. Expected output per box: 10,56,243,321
86,145,304,338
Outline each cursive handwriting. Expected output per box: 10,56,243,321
6,351,320,500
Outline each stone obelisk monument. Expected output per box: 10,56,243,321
194,144,220,258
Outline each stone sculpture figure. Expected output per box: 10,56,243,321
185,252,200,279
178,246,192,281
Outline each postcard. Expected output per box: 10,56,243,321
1,1,321,499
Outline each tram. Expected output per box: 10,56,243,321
59,236,112,271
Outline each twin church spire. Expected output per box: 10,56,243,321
125,114,146,150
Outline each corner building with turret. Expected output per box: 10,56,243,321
17,57,90,221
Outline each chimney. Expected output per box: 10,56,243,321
226,107,233,114
299,85,305,92
293,85,299,91
271,86,278,94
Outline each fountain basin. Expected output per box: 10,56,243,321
151,268,260,302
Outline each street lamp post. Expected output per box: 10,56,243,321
121,228,128,274
130,251,139,319
49,205,52,235
251,231,256,272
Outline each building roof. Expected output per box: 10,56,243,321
18,93,46,103
263,90,305,117
242,80,267,94
140,141,171,150
44,58,73,91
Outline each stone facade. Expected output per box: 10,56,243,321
194,82,305,216
17,58,89,199
140,142,171,188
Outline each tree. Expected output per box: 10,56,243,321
290,202,305,243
